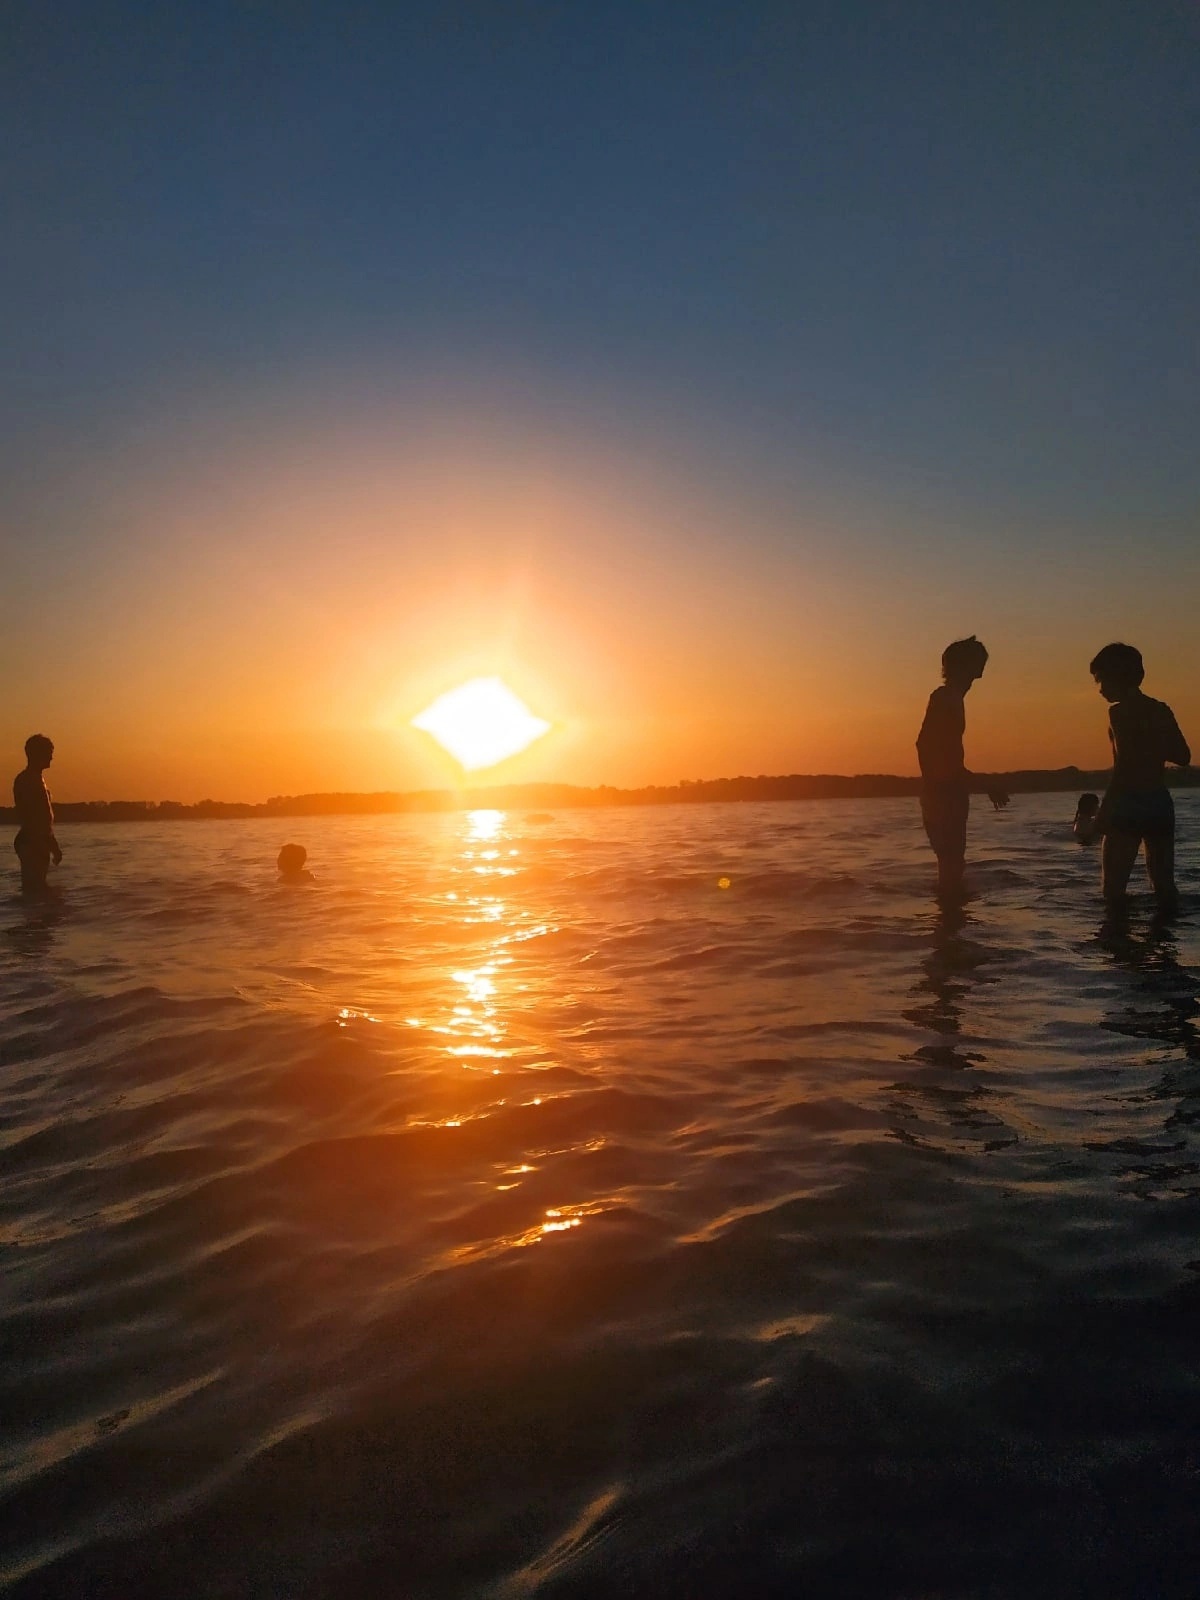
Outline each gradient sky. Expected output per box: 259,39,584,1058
3,0,1198,801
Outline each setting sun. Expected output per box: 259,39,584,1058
411,678,551,771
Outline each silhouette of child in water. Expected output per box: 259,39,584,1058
277,843,314,883
13,735,62,898
916,637,1009,900
1073,793,1100,845
1089,643,1190,911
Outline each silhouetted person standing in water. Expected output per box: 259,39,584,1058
1089,643,1190,913
917,637,1009,901
13,735,62,898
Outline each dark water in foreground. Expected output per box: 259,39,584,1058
3,797,1200,1599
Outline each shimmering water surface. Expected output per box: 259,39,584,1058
4,798,1200,1598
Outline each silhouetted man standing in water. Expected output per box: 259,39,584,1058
13,735,62,898
917,638,1009,900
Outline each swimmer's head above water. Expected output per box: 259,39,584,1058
1073,792,1100,845
277,843,313,881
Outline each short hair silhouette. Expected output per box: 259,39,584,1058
1089,642,1144,687
940,637,988,683
277,843,307,874
24,734,53,762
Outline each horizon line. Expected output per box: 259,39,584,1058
10,764,1193,822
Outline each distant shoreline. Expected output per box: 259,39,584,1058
5,768,1198,825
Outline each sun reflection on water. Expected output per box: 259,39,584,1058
453,965,497,1003
422,811,536,1074
408,809,611,1264
399,812,563,1091
466,808,504,842
514,1199,612,1247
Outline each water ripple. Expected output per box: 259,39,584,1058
2,797,1199,1596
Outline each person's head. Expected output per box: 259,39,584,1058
941,636,989,689
1076,792,1100,815
24,734,53,770
1089,642,1144,702
277,843,307,875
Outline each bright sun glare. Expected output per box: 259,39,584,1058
412,678,551,771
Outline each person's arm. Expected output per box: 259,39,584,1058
1095,705,1128,834
917,692,1009,806
46,787,61,864
916,695,948,777
13,772,35,830
16,773,62,858
1163,706,1191,768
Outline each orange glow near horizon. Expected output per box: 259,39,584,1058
8,393,1198,803
412,679,551,771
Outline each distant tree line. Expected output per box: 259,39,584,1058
2,767,1196,825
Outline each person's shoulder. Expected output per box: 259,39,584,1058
1143,693,1176,718
1115,692,1170,723
1145,696,1187,740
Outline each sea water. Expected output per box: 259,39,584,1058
3,797,1200,1598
